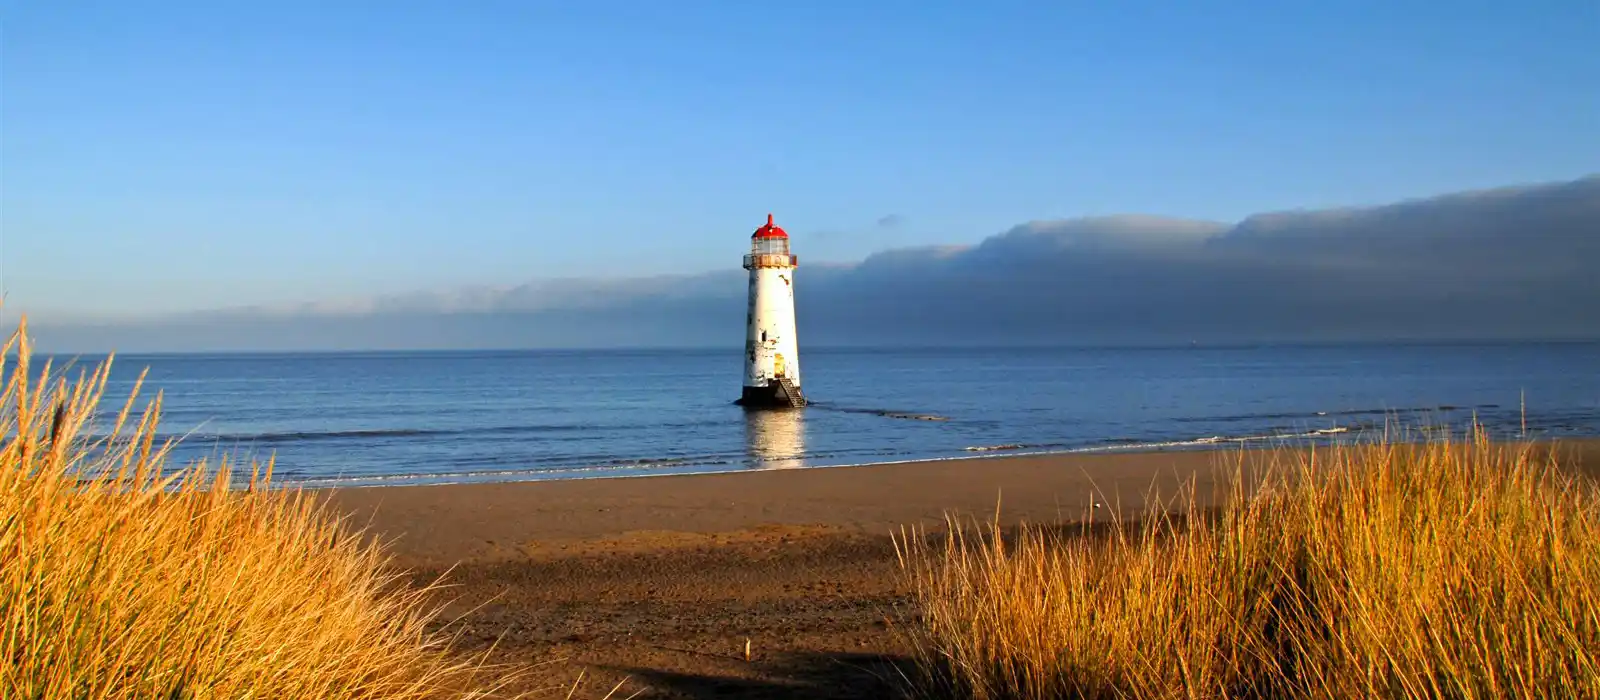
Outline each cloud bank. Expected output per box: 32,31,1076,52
26,175,1600,352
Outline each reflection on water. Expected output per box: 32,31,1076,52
744,409,807,469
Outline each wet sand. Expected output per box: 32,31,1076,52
326,441,1600,699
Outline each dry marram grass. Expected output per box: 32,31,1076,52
0,318,527,698
897,435,1600,699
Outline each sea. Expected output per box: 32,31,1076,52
40,343,1600,488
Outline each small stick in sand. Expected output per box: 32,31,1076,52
744,638,752,661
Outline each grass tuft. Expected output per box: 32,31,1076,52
897,432,1600,699
0,317,527,698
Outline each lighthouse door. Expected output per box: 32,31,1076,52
774,353,787,378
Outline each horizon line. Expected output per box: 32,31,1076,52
23,335,1600,359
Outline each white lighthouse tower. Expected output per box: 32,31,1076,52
738,213,805,408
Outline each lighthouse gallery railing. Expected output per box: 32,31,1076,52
743,254,799,269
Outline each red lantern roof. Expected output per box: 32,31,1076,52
752,213,788,239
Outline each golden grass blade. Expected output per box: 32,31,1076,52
0,317,533,698
897,430,1600,698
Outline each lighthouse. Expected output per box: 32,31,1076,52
738,213,806,408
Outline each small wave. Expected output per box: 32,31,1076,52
77,427,458,446
231,428,453,443
86,419,722,447
1179,405,1477,426
279,448,768,488
1075,426,1373,454
964,443,1026,452
972,441,1073,452
285,458,733,489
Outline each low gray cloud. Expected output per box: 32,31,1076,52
876,214,906,229
24,175,1600,352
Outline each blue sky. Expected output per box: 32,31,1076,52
4,1,1597,320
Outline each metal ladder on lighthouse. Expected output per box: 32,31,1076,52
775,376,806,408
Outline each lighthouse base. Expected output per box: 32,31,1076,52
736,383,806,409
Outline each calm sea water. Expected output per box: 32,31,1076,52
40,344,1600,487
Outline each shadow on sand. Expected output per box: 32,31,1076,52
605,651,916,699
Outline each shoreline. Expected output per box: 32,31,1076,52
303,442,1206,490
291,426,1584,491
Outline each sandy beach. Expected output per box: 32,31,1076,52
326,442,1600,699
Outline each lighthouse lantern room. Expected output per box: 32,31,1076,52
738,214,806,408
